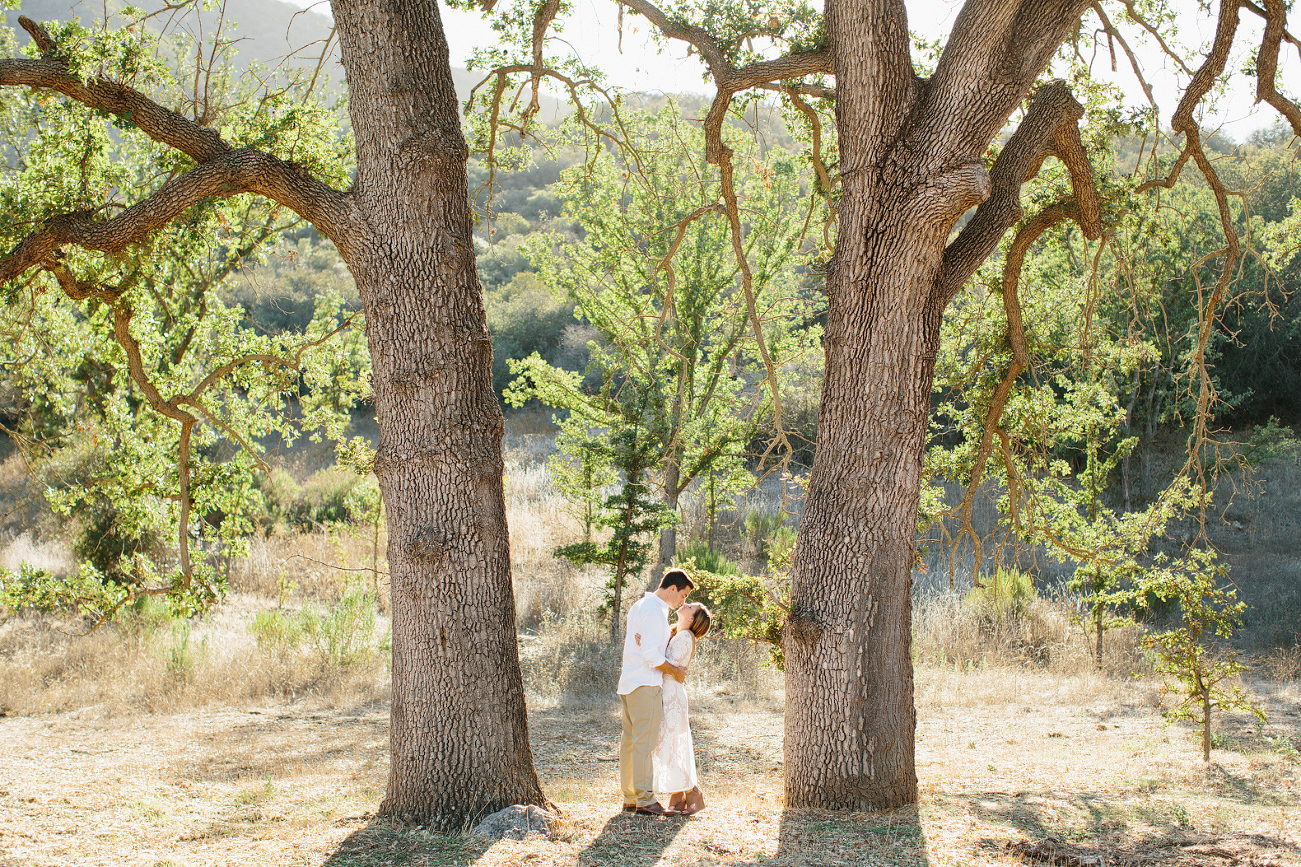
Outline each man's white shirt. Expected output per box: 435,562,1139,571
617,592,672,695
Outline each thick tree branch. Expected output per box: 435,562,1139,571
1171,0,1239,139
1241,0,1301,53
1,150,356,286
935,80,1098,306
0,18,358,248
525,0,562,130
1252,0,1301,138
925,0,1094,156
8,18,224,161
826,0,915,176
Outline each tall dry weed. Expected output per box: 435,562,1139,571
0,595,390,716
1255,644,1301,682
0,531,71,575
912,589,1150,679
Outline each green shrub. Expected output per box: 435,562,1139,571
676,540,740,577
301,584,384,667
249,582,386,668
258,466,367,531
251,608,305,654
162,620,205,682
964,566,1037,624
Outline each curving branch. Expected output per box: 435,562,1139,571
0,18,358,249
935,80,1100,307
651,204,726,337
1250,0,1301,138
1170,0,1238,139
468,64,650,176
1241,0,1301,53
616,0,831,93
1113,0,1194,76
940,202,1081,578
1090,2,1159,111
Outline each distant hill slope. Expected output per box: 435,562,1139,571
8,0,564,116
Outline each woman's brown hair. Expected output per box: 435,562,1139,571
687,603,712,639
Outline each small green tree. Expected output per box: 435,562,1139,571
507,104,819,585
547,407,672,642
548,422,617,548
1141,548,1263,762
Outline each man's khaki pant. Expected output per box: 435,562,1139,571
619,685,662,808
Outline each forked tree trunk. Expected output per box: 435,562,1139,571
784,0,1092,811
332,0,545,829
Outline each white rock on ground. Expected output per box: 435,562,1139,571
471,804,556,840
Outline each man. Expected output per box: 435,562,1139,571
617,569,693,815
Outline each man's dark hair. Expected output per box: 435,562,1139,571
659,569,694,591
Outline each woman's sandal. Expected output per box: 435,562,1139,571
680,786,706,815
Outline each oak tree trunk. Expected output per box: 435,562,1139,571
332,0,545,829
784,0,1092,811
784,220,940,810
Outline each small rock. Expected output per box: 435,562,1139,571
471,805,556,841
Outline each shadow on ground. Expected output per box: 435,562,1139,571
743,805,932,866
986,829,1301,866
962,790,1301,867
572,811,688,866
321,815,483,867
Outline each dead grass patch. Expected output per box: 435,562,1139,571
1,664,1297,867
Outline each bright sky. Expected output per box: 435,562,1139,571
305,0,1295,139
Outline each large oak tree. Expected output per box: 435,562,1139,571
3,0,1298,829
0,2,544,830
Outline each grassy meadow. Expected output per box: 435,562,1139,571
0,409,1298,866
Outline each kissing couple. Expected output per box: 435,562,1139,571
617,568,713,816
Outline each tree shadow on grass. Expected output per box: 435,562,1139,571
1203,761,1295,807
964,790,1132,840
740,805,932,866
321,815,489,867
960,790,1301,867
573,810,689,866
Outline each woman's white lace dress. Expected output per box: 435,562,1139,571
654,630,698,793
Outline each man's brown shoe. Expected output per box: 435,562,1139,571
634,802,677,816
622,803,637,812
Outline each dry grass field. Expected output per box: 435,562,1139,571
1,411,1299,866
1,661,1297,866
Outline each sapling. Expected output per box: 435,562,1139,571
1140,548,1263,761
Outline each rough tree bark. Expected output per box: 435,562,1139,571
780,0,1095,809
330,0,546,827
0,0,547,831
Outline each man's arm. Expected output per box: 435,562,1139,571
654,660,686,683
628,606,669,670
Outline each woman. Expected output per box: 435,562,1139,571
654,601,712,815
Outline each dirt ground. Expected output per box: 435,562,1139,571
1,670,1298,867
